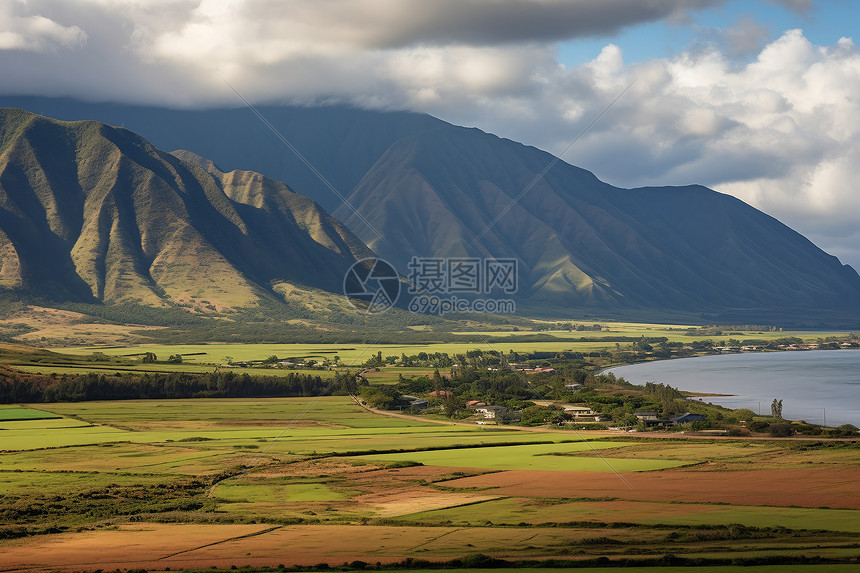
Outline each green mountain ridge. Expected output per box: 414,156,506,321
0,109,371,313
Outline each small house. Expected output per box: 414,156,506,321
401,395,429,409
671,412,705,425
635,410,666,427
563,405,595,418
475,406,508,419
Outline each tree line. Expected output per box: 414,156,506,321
0,370,334,403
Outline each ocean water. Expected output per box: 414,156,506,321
606,349,860,427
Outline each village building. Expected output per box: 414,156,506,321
428,390,454,398
671,412,706,425
475,405,508,419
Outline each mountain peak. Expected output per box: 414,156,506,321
0,109,372,313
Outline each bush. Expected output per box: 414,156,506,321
747,420,770,433
769,423,793,437
732,408,756,422
835,424,859,437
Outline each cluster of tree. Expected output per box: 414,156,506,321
366,348,603,371
683,325,779,336
359,357,677,426
357,348,833,433
396,352,456,368
353,346,852,435
771,399,784,419
533,322,604,332
746,417,858,438
0,370,332,403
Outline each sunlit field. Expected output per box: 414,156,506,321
1,396,858,571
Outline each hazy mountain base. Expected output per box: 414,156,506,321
0,287,563,346
2,289,854,347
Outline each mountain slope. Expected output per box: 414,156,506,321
2,97,860,324
0,96,445,214
0,109,371,312
335,126,860,317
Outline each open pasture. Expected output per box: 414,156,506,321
452,322,851,343
0,405,61,420
354,441,689,472
12,317,848,378
57,340,650,365
439,465,860,510
362,366,438,384
1,395,859,570
3,397,599,457
57,319,846,365
562,440,860,470
59,343,381,366
0,522,855,572
0,442,263,475
393,496,860,532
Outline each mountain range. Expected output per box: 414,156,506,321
0,108,370,313
1,96,860,326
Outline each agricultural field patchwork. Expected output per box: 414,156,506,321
0,396,858,571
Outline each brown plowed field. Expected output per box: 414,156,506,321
443,467,860,509
0,523,662,571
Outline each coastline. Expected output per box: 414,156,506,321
605,348,860,427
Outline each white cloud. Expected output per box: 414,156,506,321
0,1,858,270
532,29,860,270
0,1,86,51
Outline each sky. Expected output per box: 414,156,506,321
1,0,859,271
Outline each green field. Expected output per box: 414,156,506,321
2,398,601,456
455,323,852,343
1,395,858,570
216,480,351,503
0,406,61,420
0,319,845,381
59,322,852,364
355,441,688,471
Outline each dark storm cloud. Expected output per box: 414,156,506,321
314,0,728,48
